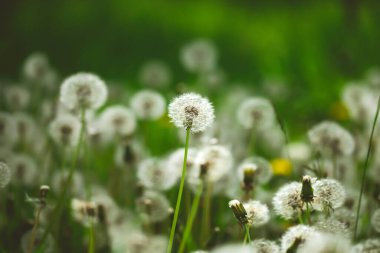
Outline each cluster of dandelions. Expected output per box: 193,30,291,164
1,40,380,253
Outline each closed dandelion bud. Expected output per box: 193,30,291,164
97,204,106,224
301,175,314,203
168,92,214,133
39,185,50,199
242,167,255,191
228,199,248,225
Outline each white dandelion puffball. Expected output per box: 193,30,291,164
272,182,303,220
23,52,50,82
52,170,85,197
139,60,171,87
21,228,55,253
298,233,351,253
191,251,209,253
243,200,270,227
0,162,11,188
136,190,171,223
313,179,346,211
0,112,17,147
5,85,31,111
71,199,98,226
9,154,38,186
237,156,273,185
100,105,136,137
315,217,351,238
211,244,255,253
371,209,380,233
13,112,37,144
49,114,81,147
352,238,380,253
189,145,233,183
180,39,218,73
130,89,166,120
280,225,318,253
308,121,355,157
251,239,280,253
137,157,180,191
168,92,214,133
285,142,311,163
236,97,276,130
60,72,108,110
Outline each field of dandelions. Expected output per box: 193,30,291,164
1,39,380,253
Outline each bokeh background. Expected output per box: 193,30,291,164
1,0,380,129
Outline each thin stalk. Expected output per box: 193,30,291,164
178,181,203,253
305,203,312,225
297,209,304,224
88,220,95,253
200,182,212,246
244,224,252,244
27,207,42,253
167,128,191,253
247,129,256,156
354,94,380,240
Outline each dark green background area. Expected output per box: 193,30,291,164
1,0,379,126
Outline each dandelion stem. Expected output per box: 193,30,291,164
201,182,212,246
297,209,304,224
167,128,191,253
88,220,95,253
305,203,312,225
178,181,203,253
27,207,41,253
244,224,252,244
354,94,380,241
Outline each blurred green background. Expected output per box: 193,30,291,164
1,0,380,125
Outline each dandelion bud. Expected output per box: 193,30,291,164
242,167,255,191
301,175,314,203
168,92,214,133
39,185,50,199
228,199,248,225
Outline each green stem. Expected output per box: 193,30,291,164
354,94,380,241
178,181,203,253
297,209,304,224
88,221,95,253
244,224,251,244
27,207,41,253
305,203,311,225
167,128,191,253
200,182,212,246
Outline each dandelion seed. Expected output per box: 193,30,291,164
0,162,11,188
243,200,270,227
180,39,218,73
139,60,171,87
298,233,352,253
168,92,214,133
49,114,81,148
60,72,108,110
313,179,346,213
236,97,275,130
130,89,166,120
100,105,136,138
272,182,303,220
308,121,355,157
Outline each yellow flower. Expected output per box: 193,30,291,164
270,158,292,176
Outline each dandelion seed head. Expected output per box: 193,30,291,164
13,112,37,144
371,208,380,233
0,112,17,147
139,60,171,87
100,105,136,137
308,121,355,157
136,190,171,223
315,217,352,238
313,179,346,211
21,228,55,253
71,198,98,227
168,93,214,133
52,169,85,197
0,162,11,188
5,85,31,111
130,89,166,120
49,114,81,147
251,239,280,253
243,200,270,227
23,52,50,82
285,142,311,163
60,72,108,110
237,97,275,130
180,39,218,73
280,225,318,253
9,154,37,186
211,244,255,253
272,182,303,220
352,238,380,253
298,233,352,253
137,157,180,191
